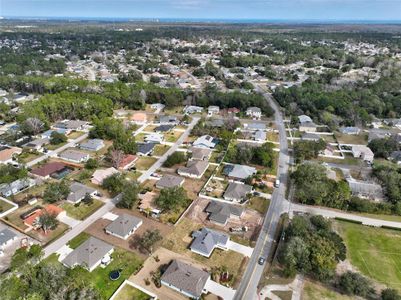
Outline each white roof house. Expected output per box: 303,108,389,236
351,145,374,163
207,106,220,116
246,107,262,120
91,167,119,185
193,135,217,149
145,133,164,144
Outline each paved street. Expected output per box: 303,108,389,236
26,132,89,167
137,116,200,183
234,85,290,300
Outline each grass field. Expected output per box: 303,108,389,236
0,198,14,213
113,284,151,300
303,281,353,300
152,144,170,156
247,197,270,214
334,132,368,145
61,199,104,220
337,221,401,291
135,157,157,170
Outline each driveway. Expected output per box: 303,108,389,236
57,213,81,228
226,240,253,257
204,278,236,300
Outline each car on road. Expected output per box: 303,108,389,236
258,257,266,265
274,179,280,188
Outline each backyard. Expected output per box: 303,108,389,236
61,199,104,220
113,283,151,300
337,220,401,291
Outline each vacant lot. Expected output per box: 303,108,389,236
0,198,14,213
152,144,170,156
61,199,104,220
335,132,368,145
303,280,353,300
247,197,270,214
337,221,401,291
135,157,157,170
165,130,183,143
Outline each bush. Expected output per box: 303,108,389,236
163,152,186,168
338,271,375,298
50,131,67,145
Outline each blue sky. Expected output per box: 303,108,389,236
1,0,401,21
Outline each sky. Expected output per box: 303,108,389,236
1,0,401,21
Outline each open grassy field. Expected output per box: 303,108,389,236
165,130,183,143
303,281,353,300
135,157,157,170
247,197,270,214
113,284,151,300
61,199,104,220
152,144,170,156
334,132,368,145
0,198,14,213
337,220,401,291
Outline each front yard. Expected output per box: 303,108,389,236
135,157,157,171
61,199,104,220
113,283,151,300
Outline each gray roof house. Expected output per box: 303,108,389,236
223,182,253,202
155,125,174,133
79,139,105,151
161,259,210,299
302,132,321,141
67,182,98,204
54,120,88,131
205,201,244,226
59,149,89,163
245,123,266,131
190,227,229,257
224,164,257,180
390,151,401,164
159,115,178,125
62,237,114,272
178,160,209,179
137,143,156,156
23,138,50,151
0,228,17,249
254,130,266,142
156,174,184,189
298,115,312,123
0,178,35,197
105,213,143,240
340,127,361,135
190,147,212,161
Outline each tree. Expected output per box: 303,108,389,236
338,271,374,298
22,117,44,135
109,149,125,169
117,183,139,209
134,229,162,254
102,173,125,195
155,186,188,212
368,137,399,158
163,152,186,167
82,193,94,205
10,245,43,271
33,212,59,234
49,131,67,145
294,140,327,163
85,158,99,169
43,181,70,203
382,289,401,300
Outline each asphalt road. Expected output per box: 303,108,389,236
234,86,290,300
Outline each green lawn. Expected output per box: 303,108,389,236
135,157,157,171
247,197,270,214
303,281,353,300
67,232,90,249
46,142,67,151
113,284,151,300
89,249,143,300
61,199,104,220
337,221,401,291
152,144,170,156
0,198,14,213
334,132,368,145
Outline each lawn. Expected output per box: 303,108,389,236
152,144,170,156
334,132,368,145
46,142,67,151
0,198,15,213
67,232,90,249
68,131,85,139
17,152,42,164
61,199,104,220
165,130,183,143
303,281,353,300
87,249,143,300
113,283,151,300
317,154,361,166
162,217,245,285
135,157,157,171
29,222,69,245
337,220,401,291
247,197,270,214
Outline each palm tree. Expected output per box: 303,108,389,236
33,212,59,234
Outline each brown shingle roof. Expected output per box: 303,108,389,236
31,162,67,177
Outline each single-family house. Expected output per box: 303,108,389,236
79,139,105,152
23,138,50,152
347,177,383,201
183,105,203,115
299,121,317,132
118,154,138,170
91,167,119,185
190,227,229,257
151,103,165,111
156,174,184,189
207,106,220,116
24,204,66,230
161,260,210,299
389,151,401,165
158,115,178,125
340,127,361,135
254,130,266,142
137,143,156,156
301,132,321,141
145,133,163,144
67,182,98,204
193,135,217,149
154,125,173,133
30,162,70,179
131,112,147,124
223,164,257,181
351,145,374,163
189,147,212,161
53,120,88,131
40,128,70,139
178,160,209,179
0,228,17,250
59,149,89,163
298,115,313,124
0,147,22,164
205,201,244,226
244,123,266,131
62,237,114,272
105,213,143,240
246,107,262,120
0,178,35,197
223,182,253,202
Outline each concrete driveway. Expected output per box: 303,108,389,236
226,240,253,257
204,278,236,300
57,213,81,228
